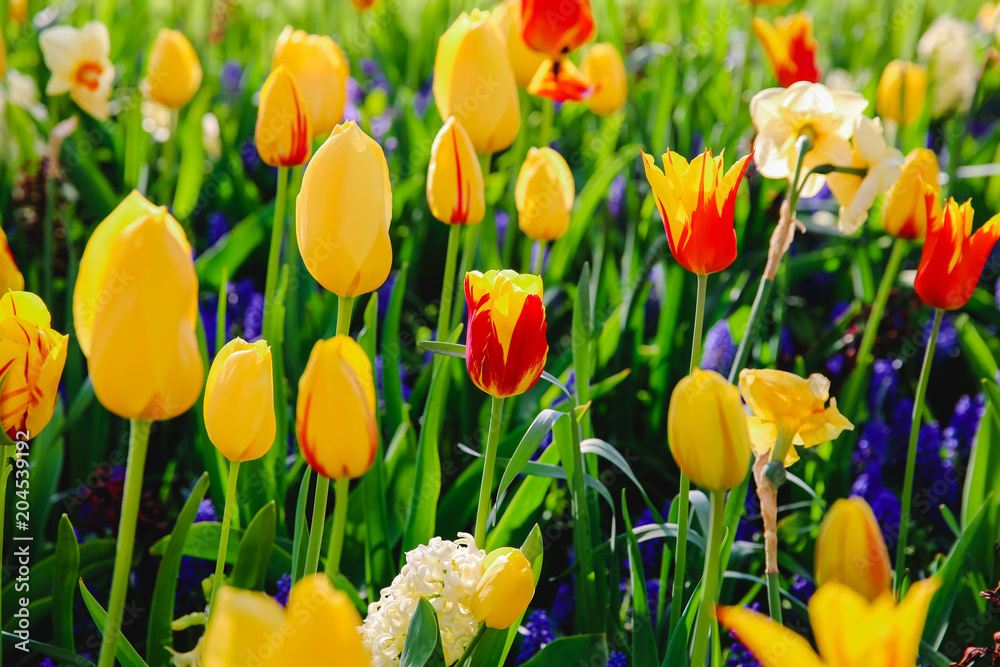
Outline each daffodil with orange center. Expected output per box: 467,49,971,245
39,21,115,120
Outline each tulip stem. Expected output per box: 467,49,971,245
304,477,330,576
263,166,289,338
766,571,783,624
540,98,554,147
326,478,350,581
690,490,725,667
532,241,547,276
208,460,240,619
474,396,505,547
895,307,942,596
438,224,462,339
452,154,490,329
337,295,355,337
97,419,152,667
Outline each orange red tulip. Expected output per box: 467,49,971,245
521,0,596,102
753,13,822,89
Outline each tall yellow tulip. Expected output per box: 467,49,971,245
581,43,627,116
0,228,24,294
815,498,891,602
491,0,547,88
147,29,202,109
434,10,520,154
255,65,312,168
427,116,485,225
515,147,575,241
296,121,393,297
876,60,928,126
204,338,275,463
272,26,350,136
74,191,203,421
471,548,535,629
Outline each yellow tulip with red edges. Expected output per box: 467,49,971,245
0,228,24,293
815,498,891,602
272,26,350,136
147,29,202,109
427,116,485,225
717,578,940,667
882,148,939,240
297,335,377,480
434,10,520,154
204,338,275,463
668,369,752,491
73,191,203,421
641,148,752,275
491,0,547,88
296,121,393,297
204,575,368,667
876,60,927,126
581,44,627,115
465,270,548,398
471,548,535,629
0,292,67,441
914,192,1000,310
516,147,575,241
255,64,311,167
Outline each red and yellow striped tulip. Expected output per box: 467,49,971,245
427,117,485,225
753,13,822,88
0,228,24,294
882,149,939,240
255,65,311,167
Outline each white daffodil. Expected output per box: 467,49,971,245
825,116,903,234
39,21,115,120
917,16,979,118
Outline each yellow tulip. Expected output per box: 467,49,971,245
491,0,548,88
717,578,940,667
296,121,393,297
738,369,853,467
581,43,627,115
147,29,202,109
471,548,535,629
8,0,26,23
74,191,203,421
882,148,939,240
515,147,575,241
204,338,275,463
668,369,752,491
203,575,368,667
427,116,485,225
0,292,67,441
272,26,350,136
255,65,312,167
0,228,24,293
434,10,521,154
296,335,377,480
815,498,891,602
876,60,928,126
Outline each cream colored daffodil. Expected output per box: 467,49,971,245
39,21,115,120
825,116,903,234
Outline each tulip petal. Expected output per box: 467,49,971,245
716,605,824,667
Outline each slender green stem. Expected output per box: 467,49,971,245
474,396,505,546
540,98,554,147
159,111,179,205
326,478,350,580
216,268,229,354
895,308,943,594
690,274,708,370
337,295,355,337
285,165,306,379
728,278,773,384
438,224,463,339
532,241,547,276
766,572,783,624
98,419,152,667
263,166,289,337
208,460,240,617
304,477,330,575
43,175,56,308
690,490,725,667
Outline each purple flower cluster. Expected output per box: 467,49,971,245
702,320,737,378
516,609,555,664
199,278,266,356
176,499,218,615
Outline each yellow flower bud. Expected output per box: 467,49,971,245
0,292,67,440
0,228,24,293
272,26,350,136
471,548,535,629
882,148,939,240
204,338,275,463
515,147,575,241
434,10,521,154
491,0,548,88
147,29,202,109
296,335,377,480
668,369,752,491
876,60,928,125
296,121,393,297
73,191,203,421
427,117,485,225
581,43,627,116
8,0,27,23
255,65,312,168
815,497,891,602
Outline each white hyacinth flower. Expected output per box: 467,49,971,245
361,533,485,666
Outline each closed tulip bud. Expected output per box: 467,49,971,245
471,548,535,629
642,148,752,275
255,65,312,167
272,26,350,136
348,0,377,10
491,0,548,88
434,10,520,154
876,60,927,125
204,338,275,462
815,498,891,602
915,191,1000,310
74,191,203,421
297,335,377,480
8,0,26,23
296,121,393,297
147,29,202,109
465,270,548,398
521,0,596,58
753,13,822,88
668,369,751,491
882,148,939,240
582,44,627,115
516,147,575,241
0,292,67,441
0,228,24,293
427,116,485,225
